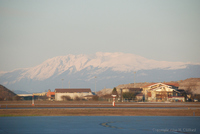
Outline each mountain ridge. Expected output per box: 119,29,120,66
1,52,197,76
0,52,200,92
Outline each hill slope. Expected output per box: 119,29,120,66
178,78,200,94
116,78,200,94
0,85,16,100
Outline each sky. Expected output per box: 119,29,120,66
0,0,200,71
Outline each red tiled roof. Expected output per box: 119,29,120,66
163,82,179,87
142,83,156,88
55,88,91,93
48,92,55,95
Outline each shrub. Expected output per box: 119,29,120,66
74,96,81,101
92,95,99,101
61,95,71,101
0,97,3,101
122,92,136,100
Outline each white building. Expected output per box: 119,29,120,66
55,88,93,101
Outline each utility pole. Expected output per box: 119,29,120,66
94,76,97,94
134,71,136,88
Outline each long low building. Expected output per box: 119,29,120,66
55,88,93,101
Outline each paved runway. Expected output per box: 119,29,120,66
1,103,200,110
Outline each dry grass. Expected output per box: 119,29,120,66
0,109,199,116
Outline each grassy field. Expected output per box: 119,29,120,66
0,101,200,116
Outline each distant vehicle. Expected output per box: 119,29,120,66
194,99,198,102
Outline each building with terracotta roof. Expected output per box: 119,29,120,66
46,89,55,100
55,88,93,101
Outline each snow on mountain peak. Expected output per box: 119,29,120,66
6,52,191,81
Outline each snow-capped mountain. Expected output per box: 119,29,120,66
0,52,200,93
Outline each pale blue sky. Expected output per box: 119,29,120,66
0,0,200,71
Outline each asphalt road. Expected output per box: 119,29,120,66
1,102,200,109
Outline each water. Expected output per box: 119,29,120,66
0,116,199,134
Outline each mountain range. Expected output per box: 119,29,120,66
0,52,200,93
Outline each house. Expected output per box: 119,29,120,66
142,83,183,102
142,83,156,101
55,88,93,101
46,89,55,100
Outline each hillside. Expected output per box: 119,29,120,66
0,85,17,100
178,78,200,94
96,88,113,97
115,78,200,94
